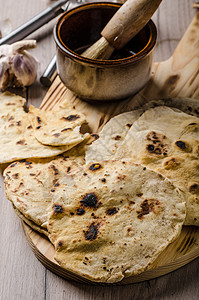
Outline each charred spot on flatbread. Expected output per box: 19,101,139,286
106,208,118,215
100,178,106,183
136,193,143,197
83,222,100,241
146,131,168,156
62,114,80,121
175,140,191,152
76,208,85,215
53,204,64,214
117,174,126,181
5,172,11,180
188,182,199,194
113,135,122,140
8,116,14,121
57,241,63,248
163,157,182,169
80,193,98,208
53,133,61,137
89,163,102,171
67,167,71,173
25,161,33,169
49,165,59,175
10,162,17,167
16,139,26,145
12,173,19,179
36,116,42,124
137,199,161,219
61,128,72,132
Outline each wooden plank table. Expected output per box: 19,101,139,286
0,0,198,299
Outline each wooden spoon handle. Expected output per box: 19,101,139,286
101,0,162,50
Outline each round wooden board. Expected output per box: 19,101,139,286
22,221,199,285
21,12,199,285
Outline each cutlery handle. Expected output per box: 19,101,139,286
101,0,162,50
40,55,57,87
0,0,68,45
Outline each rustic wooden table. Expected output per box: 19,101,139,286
0,0,198,299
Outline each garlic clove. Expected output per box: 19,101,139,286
0,39,38,90
11,40,37,52
0,44,11,56
11,51,38,87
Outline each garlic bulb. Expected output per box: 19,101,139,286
0,40,38,89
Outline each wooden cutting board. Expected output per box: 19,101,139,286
22,11,199,284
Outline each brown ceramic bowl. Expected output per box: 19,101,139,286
54,2,157,101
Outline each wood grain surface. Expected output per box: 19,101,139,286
0,0,199,299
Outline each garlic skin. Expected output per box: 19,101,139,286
0,40,38,89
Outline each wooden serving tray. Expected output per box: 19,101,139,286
22,11,199,284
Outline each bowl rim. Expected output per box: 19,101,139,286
54,2,157,66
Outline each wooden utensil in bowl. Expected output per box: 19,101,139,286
82,0,162,60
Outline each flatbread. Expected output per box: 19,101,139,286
115,106,199,226
4,142,86,229
48,160,185,283
85,109,144,164
0,92,85,164
29,104,87,146
85,98,199,165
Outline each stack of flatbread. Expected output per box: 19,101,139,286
1,91,90,235
0,91,88,163
2,92,199,283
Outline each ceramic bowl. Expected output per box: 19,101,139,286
54,2,157,101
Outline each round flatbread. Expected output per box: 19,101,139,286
85,109,144,164
48,160,185,283
115,105,199,226
28,104,87,146
85,98,199,165
4,142,86,229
